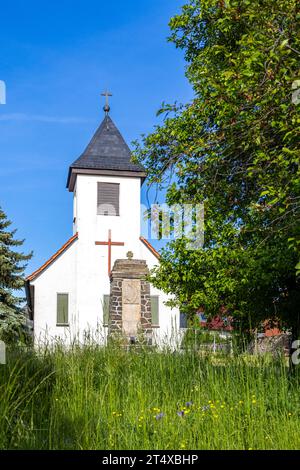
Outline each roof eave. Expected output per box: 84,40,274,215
67,167,147,192
26,233,78,281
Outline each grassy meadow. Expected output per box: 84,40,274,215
0,344,300,450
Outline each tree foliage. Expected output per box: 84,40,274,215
0,207,32,343
134,0,300,333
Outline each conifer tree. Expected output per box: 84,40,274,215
0,206,32,342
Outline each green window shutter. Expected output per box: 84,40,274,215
57,293,69,325
151,296,159,326
103,295,110,326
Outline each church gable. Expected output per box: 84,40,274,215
139,236,160,260
26,232,78,282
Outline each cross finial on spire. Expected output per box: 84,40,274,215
101,90,112,115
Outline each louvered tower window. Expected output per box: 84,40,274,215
97,182,120,216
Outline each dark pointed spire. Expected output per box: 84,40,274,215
67,112,146,191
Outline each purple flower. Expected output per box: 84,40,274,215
177,410,185,417
155,412,165,420
201,405,210,412
185,401,193,408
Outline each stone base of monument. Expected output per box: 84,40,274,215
108,258,152,345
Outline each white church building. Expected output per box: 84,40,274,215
25,99,180,347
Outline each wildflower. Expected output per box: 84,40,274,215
201,405,210,412
180,442,186,449
239,400,244,405
288,412,292,417
220,405,225,409
185,401,193,408
177,410,185,417
252,400,257,404
155,412,165,420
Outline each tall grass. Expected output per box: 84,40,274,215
0,345,299,450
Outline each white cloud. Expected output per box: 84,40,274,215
0,113,92,123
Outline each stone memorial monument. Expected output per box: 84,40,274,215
108,254,152,343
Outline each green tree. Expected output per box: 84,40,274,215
134,0,300,338
0,207,32,343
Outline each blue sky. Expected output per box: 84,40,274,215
0,0,192,276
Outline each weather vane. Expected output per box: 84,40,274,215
101,89,112,115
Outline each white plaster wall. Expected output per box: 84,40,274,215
32,240,77,346
74,174,143,341
139,241,180,348
32,173,180,347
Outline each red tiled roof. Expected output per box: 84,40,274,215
139,236,160,260
26,233,78,282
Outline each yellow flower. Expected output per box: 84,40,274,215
288,412,292,417
252,400,257,404
220,405,225,409
248,448,253,451
239,400,243,405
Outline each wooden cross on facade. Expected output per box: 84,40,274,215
95,229,124,276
